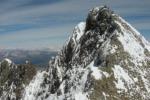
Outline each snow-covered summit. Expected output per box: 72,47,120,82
22,6,150,100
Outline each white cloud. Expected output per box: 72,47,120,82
0,0,149,49
0,23,76,49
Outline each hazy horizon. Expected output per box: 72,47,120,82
0,0,149,50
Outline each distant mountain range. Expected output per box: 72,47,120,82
0,49,57,67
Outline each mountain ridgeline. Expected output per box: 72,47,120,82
0,6,150,100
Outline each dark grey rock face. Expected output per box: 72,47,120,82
85,6,117,34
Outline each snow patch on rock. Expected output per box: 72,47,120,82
74,92,88,100
113,65,134,93
4,58,12,66
89,61,102,80
89,61,109,80
23,71,47,100
73,22,86,42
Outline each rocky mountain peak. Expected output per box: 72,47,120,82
23,6,150,100
1,6,150,100
85,6,115,32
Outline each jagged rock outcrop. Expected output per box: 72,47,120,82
0,59,36,100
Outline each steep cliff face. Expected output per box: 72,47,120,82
1,6,150,100
23,6,150,100
0,59,36,100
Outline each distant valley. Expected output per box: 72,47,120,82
0,49,57,68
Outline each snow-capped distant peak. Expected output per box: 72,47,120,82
3,58,12,66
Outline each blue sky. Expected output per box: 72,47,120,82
0,0,149,50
